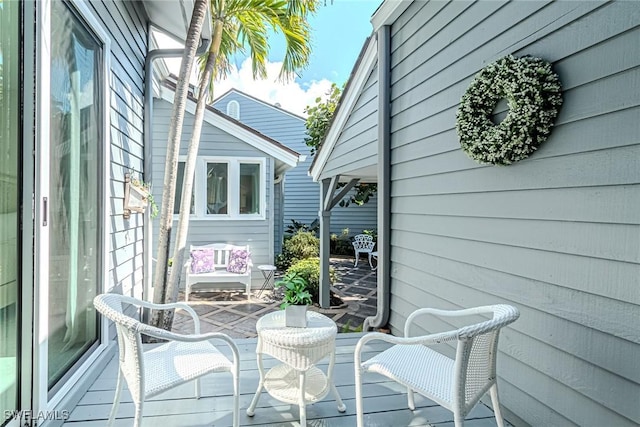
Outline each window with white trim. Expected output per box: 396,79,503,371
174,157,265,219
226,100,240,120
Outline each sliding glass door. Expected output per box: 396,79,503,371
0,0,20,422
46,0,102,391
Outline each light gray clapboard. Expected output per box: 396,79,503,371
385,1,640,426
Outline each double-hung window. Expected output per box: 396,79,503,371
174,157,265,219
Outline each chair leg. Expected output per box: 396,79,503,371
407,388,415,410
355,368,365,427
185,282,190,302
298,371,307,426
133,399,144,427
453,410,465,427
490,384,505,427
107,369,124,427
354,251,359,267
232,370,240,427
368,253,374,269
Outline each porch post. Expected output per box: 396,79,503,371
319,178,333,308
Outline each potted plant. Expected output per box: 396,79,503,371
275,271,312,327
124,172,159,219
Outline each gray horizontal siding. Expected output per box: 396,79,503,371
214,91,378,238
320,65,379,180
81,0,147,296
152,98,274,287
388,1,640,426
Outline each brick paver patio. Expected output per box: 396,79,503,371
172,257,378,337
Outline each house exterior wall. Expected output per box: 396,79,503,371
387,1,640,426
319,65,379,181
96,0,149,299
152,98,274,289
213,91,378,239
274,179,284,255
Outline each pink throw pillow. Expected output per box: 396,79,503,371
227,249,250,274
190,248,216,274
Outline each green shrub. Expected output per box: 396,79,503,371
286,258,336,302
362,229,378,242
275,231,319,270
285,219,319,235
331,228,353,256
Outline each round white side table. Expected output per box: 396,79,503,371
246,311,346,425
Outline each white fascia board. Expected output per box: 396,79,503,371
371,0,413,31
309,36,378,182
160,90,300,168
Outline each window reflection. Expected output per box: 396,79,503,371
48,1,102,389
0,0,20,417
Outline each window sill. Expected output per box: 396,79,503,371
172,215,266,221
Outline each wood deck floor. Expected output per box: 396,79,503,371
62,333,506,427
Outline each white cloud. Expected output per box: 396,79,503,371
212,58,334,117
154,31,333,117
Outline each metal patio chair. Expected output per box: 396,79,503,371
352,234,376,268
93,294,240,427
354,304,520,427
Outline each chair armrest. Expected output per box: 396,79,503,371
404,305,514,339
118,295,202,334
354,330,459,367
366,241,376,251
138,324,240,364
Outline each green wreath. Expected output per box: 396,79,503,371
456,55,563,165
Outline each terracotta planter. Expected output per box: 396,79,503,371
285,305,308,328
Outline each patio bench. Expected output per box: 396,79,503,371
185,243,252,301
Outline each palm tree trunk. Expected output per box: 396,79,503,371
150,0,208,331
162,10,225,327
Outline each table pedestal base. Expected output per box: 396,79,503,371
247,364,345,425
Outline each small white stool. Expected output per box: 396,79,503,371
257,264,277,298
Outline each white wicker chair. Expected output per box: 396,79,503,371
352,234,376,268
93,294,240,427
354,304,520,427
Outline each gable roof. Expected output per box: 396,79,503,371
308,35,378,182
159,80,301,175
213,88,307,122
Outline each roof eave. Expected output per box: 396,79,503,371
143,0,212,47
309,36,378,182
371,0,413,31
159,85,301,168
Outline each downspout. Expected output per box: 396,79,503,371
364,25,391,331
143,33,211,302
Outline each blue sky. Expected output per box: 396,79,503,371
209,0,382,115
280,0,381,86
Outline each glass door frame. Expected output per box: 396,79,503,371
31,0,112,414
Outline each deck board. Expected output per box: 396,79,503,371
62,333,506,426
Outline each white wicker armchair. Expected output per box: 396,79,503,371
93,294,240,427
354,304,520,427
352,234,376,268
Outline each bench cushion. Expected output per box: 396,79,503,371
190,248,216,274
227,248,250,274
